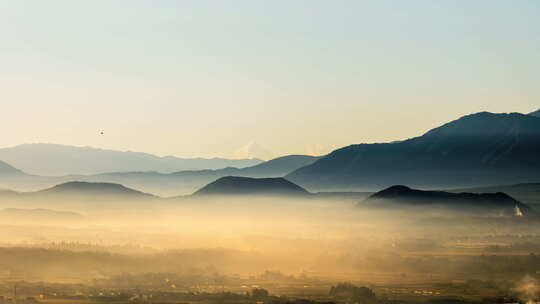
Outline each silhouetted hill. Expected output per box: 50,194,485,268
0,144,262,176
0,160,25,176
287,112,540,191
362,185,529,216
530,109,540,118
0,182,157,212
451,183,540,209
36,181,156,199
193,176,310,196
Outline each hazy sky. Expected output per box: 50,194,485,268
1,1,538,159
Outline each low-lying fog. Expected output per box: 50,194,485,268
1,194,539,286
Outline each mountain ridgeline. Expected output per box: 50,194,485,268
363,185,530,216
72,155,318,196
0,144,263,176
166,155,320,184
0,154,319,196
0,160,25,176
287,112,540,191
1,111,539,197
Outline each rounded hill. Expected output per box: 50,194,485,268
194,176,309,196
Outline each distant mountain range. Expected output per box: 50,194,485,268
362,185,529,216
0,154,319,196
235,155,319,176
2,110,539,195
193,176,310,196
287,112,540,191
0,144,263,176
530,109,540,117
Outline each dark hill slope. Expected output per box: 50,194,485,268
451,183,540,209
193,176,310,196
529,109,540,118
287,112,540,191
362,185,529,216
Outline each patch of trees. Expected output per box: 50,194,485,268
251,288,270,299
329,283,377,304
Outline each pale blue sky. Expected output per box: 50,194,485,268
1,1,538,158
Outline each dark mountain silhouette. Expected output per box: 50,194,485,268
362,185,530,215
35,181,156,199
287,112,540,191
451,183,540,209
193,176,310,196
0,160,25,176
0,144,262,176
530,109,540,118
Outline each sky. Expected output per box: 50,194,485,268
1,1,539,159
